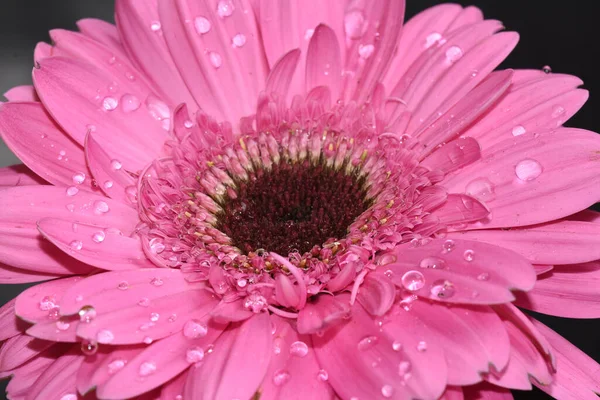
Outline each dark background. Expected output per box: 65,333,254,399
0,1,598,399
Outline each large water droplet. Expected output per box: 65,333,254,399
232,33,247,48
289,341,309,357
150,277,164,286
401,270,425,292
150,21,161,31
430,279,455,299
139,361,157,376
108,359,126,374
92,231,106,243
445,46,463,63
138,297,150,307
70,240,83,251
81,339,98,355
150,312,160,322
442,239,455,253
56,320,71,331
344,10,366,40
217,0,235,17
357,335,379,351
208,52,222,68
381,384,394,398
121,94,141,113
110,159,122,171
542,65,552,74
358,44,375,60
94,200,110,214
419,257,446,269
194,16,211,34
272,369,291,386
72,172,86,185
183,319,208,339
317,369,329,381
102,97,118,111
66,186,79,197
103,180,114,190
186,347,205,363
78,305,97,323
515,159,543,181
512,125,527,136
465,178,496,201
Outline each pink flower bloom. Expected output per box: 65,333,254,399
1,1,600,399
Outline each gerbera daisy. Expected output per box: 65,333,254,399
0,0,599,399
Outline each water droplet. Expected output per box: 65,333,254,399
442,239,455,253
72,172,86,184
70,240,83,251
81,339,98,355
117,281,129,290
186,347,205,363
47,308,60,320
92,231,106,243
430,280,455,299
419,257,446,269
78,305,97,323
194,16,211,34
304,28,315,40
208,52,222,68
272,369,291,386
392,341,402,351
463,249,475,262
139,361,157,376
143,336,153,344
465,178,496,201
150,312,160,322
477,272,490,281
110,159,122,171
357,335,379,351
150,277,164,286
103,180,114,190
39,295,57,311
125,186,138,203
168,313,177,322
244,292,268,313
60,394,77,400
121,94,141,112
108,359,126,374
66,186,79,196
184,119,194,128
381,384,394,398
317,369,329,381
358,44,375,60
217,0,235,17
425,32,442,48
237,278,247,288
138,297,150,307
417,341,427,352
289,341,309,357
56,320,71,331
232,33,247,48
183,319,208,339
511,125,527,136
102,97,118,111
542,65,552,74
445,46,463,63
93,200,109,214
551,104,565,118
398,360,411,376
515,159,543,181
150,21,161,31
344,10,366,40
401,270,425,292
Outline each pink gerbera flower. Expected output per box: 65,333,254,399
1,1,599,399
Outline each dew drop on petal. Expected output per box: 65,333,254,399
217,0,235,17
150,277,164,286
344,10,366,40
445,46,463,63
143,336,153,344
81,339,98,355
392,341,402,351
317,369,329,381
39,296,56,311
184,119,194,128
442,239,455,253
78,305,97,323
110,159,122,171
272,370,291,386
102,97,118,111
70,240,83,251
194,16,211,34
357,335,379,351
183,319,208,339
430,279,455,299
304,28,315,40
56,320,71,331
419,257,446,269
512,125,526,136
138,297,150,307
150,21,161,31
463,249,475,262
477,272,490,281
381,385,394,398
542,65,552,74
465,178,496,201
47,308,60,320
401,270,425,292
289,341,309,357
139,361,157,376
208,52,222,69
121,94,141,112
232,33,247,48
94,200,110,214
117,281,129,290
358,44,375,60
108,359,126,374
168,313,177,322
103,180,114,190
186,347,205,363
552,104,566,118
92,231,106,243
398,360,411,376
150,312,160,322
72,172,86,184
417,341,427,352
425,32,442,48
66,186,79,197
515,159,543,181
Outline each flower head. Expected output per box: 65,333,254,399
1,1,600,399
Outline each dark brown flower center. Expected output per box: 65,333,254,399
215,160,371,255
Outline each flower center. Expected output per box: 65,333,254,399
215,160,372,255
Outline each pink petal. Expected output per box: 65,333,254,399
76,18,128,59
33,55,168,171
533,264,554,275
297,294,351,334
440,386,464,400
0,164,46,187
313,294,447,400
0,299,29,341
514,261,600,318
184,313,272,400
265,49,301,97
38,218,153,271
356,271,396,317
211,299,254,322
305,24,342,98
160,370,189,400
98,321,227,399
530,318,600,399
0,102,94,191
59,268,201,315
443,127,600,228
274,273,301,309
3,85,38,102
114,0,198,111
448,220,600,265
462,383,514,399
0,264,62,284
430,194,490,225
15,276,84,323
0,335,52,371
384,239,536,304
260,315,334,400
25,315,79,342
25,351,84,400
421,137,481,176
158,0,267,124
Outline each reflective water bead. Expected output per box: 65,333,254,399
186,347,205,363
47,307,60,320
419,257,446,269
430,279,456,299
150,277,164,286
102,96,118,111
400,270,425,292
92,231,106,243
138,297,150,307
477,272,490,281
398,360,411,376
381,385,394,398
392,341,402,351
110,159,122,171
512,125,526,136
72,172,86,184
183,119,194,128
117,281,129,290
66,186,79,196
208,52,222,69
139,361,157,376
445,46,463,63
542,65,552,74
103,180,114,190
289,341,309,357
81,339,98,356
272,370,291,386
168,313,177,322
417,341,427,352
150,21,161,31
357,335,379,351
150,238,165,254
317,369,329,381
143,336,153,344
39,295,57,311
108,359,126,374
183,319,208,339
150,312,160,322
194,16,211,34
237,278,247,288
515,159,543,181
232,33,247,48
56,320,71,331
121,94,141,112
465,178,496,201
425,32,442,48
463,249,475,262
344,10,366,39
442,239,455,253
78,305,97,323
358,44,375,60
69,240,83,251
217,0,235,17
94,200,110,214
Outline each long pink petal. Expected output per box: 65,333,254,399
25,350,83,400
114,0,198,111
297,294,351,334
420,137,481,176
0,335,52,371
33,55,168,171
38,218,153,271
3,85,39,102
76,18,128,59
184,313,272,400
15,276,84,323
305,24,342,99
514,261,600,318
448,220,600,265
0,299,29,341
462,383,514,399
0,264,62,284
0,164,46,187
25,315,79,342
430,194,490,225
160,369,189,400
265,49,301,98
356,271,396,317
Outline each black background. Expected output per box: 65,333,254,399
0,1,598,399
